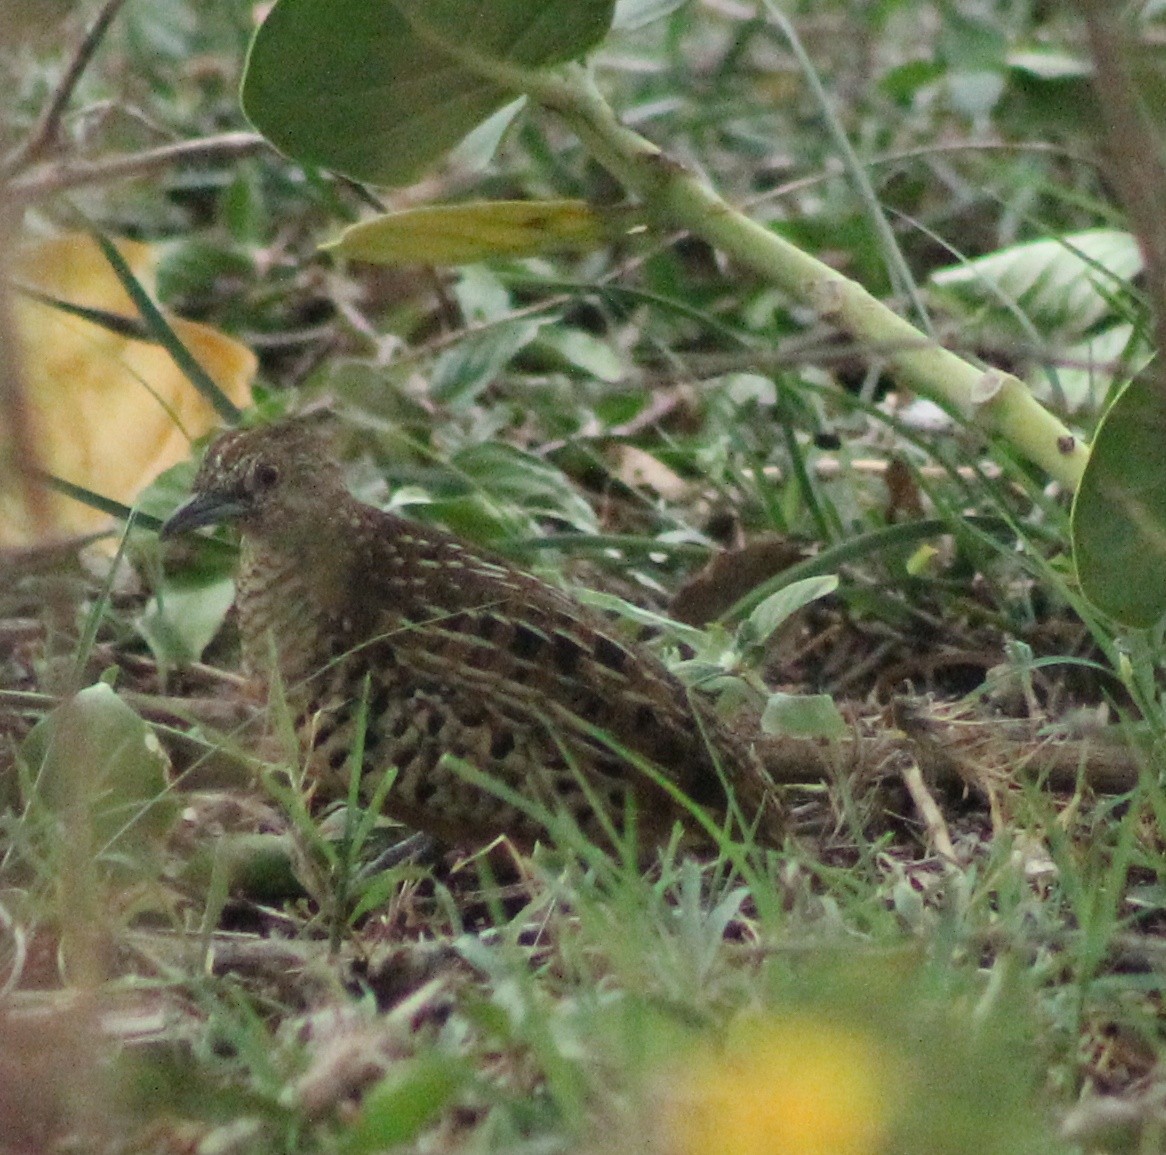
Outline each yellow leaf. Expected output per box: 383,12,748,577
324,199,640,265
2,233,256,545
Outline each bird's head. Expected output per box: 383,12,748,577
160,414,345,543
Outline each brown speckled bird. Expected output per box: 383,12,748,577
161,417,780,852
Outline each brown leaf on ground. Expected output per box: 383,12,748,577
669,534,813,625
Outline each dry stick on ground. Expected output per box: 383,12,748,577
898,759,958,861
757,702,1141,795
2,688,1131,795
10,133,270,203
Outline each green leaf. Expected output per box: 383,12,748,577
179,833,302,903
138,572,236,666
448,98,527,171
740,575,838,649
400,0,616,63
429,317,546,405
576,589,709,648
946,70,1006,119
1006,48,1091,81
339,1054,470,1154
242,0,616,186
939,10,1007,72
1029,323,1148,414
1073,376,1166,627
534,324,626,382
451,442,598,533
929,229,1142,337
670,659,735,687
326,199,633,265
613,0,689,30
761,692,848,739
20,684,177,866
453,264,515,322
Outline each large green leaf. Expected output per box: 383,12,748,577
20,684,177,870
1073,376,1166,627
242,0,616,186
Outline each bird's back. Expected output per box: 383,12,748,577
250,500,763,849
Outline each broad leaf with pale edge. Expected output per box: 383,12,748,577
242,0,616,186
1073,377,1166,627
577,589,709,648
1029,323,1146,414
451,442,599,533
430,317,547,405
20,684,177,868
929,229,1141,337
139,572,236,666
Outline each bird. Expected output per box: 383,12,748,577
160,415,781,853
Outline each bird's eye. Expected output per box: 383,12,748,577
254,462,280,490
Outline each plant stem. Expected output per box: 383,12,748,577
526,63,1089,490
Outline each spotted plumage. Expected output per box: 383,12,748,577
162,417,780,851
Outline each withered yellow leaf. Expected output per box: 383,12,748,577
324,199,640,265
2,233,256,546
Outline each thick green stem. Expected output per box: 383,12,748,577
527,64,1088,490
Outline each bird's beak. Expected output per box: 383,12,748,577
159,491,249,539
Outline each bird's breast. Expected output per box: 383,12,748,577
236,539,341,695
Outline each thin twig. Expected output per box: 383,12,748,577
759,708,1145,795
0,0,129,178
10,132,269,201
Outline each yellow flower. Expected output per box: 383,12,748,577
661,1015,894,1155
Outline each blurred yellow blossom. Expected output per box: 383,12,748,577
660,1014,895,1155
2,233,255,545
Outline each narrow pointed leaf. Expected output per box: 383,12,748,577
326,200,634,265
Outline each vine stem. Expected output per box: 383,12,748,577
518,62,1089,491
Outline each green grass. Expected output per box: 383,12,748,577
4,1,1166,1152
